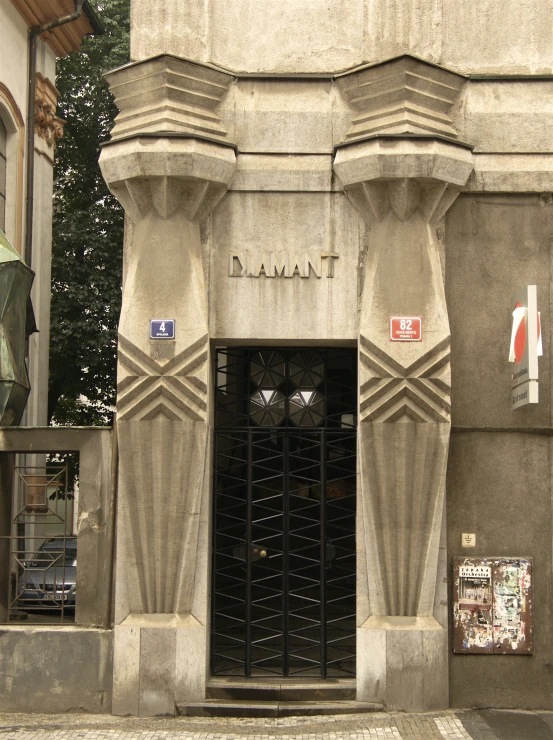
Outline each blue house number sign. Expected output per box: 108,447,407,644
150,319,175,339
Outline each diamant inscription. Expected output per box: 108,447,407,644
229,252,339,278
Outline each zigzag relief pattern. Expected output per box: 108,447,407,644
359,334,451,423
117,333,208,422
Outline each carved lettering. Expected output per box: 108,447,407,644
321,253,339,278
307,254,322,278
258,257,272,277
286,257,307,278
229,252,339,278
271,253,287,277
229,254,246,277
246,253,257,277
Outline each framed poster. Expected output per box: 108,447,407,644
452,557,533,655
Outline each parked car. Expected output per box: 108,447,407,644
16,538,77,608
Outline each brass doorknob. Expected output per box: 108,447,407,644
259,549,267,558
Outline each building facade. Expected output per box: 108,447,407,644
0,0,105,712
2,0,553,718
0,0,101,425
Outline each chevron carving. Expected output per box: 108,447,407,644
359,335,451,424
117,334,208,422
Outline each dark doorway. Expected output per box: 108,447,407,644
212,347,357,678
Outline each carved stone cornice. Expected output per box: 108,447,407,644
100,56,237,222
105,55,235,144
100,137,236,224
335,56,466,142
34,74,65,147
334,137,473,227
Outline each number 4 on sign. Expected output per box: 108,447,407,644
150,319,175,340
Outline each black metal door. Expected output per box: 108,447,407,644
212,348,357,678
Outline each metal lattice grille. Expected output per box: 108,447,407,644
212,348,357,678
1,461,77,624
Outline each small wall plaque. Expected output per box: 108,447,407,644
150,319,175,339
462,533,476,547
390,316,422,341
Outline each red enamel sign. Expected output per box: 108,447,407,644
390,316,422,341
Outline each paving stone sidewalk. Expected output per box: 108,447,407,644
2,710,553,740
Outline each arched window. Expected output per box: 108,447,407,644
0,92,25,250
0,117,6,233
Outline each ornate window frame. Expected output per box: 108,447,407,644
0,85,25,255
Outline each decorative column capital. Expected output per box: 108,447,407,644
105,54,235,144
99,55,237,223
333,55,474,226
100,137,236,223
334,137,474,188
335,55,466,142
334,138,474,226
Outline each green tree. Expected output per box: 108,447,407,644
48,0,130,425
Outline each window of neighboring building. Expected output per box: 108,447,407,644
0,118,6,233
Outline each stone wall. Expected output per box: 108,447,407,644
446,194,553,708
131,0,553,75
0,627,113,713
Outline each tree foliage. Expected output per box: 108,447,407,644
49,0,130,425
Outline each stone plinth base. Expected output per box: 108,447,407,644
357,616,448,712
112,614,206,717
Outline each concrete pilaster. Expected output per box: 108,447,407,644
334,57,474,712
100,55,236,716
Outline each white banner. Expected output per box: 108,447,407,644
510,285,541,409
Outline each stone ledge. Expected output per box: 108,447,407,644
120,613,203,628
230,153,338,192
467,154,553,192
222,152,553,193
334,137,474,187
100,136,236,187
361,615,445,630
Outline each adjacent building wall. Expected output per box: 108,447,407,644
2,0,97,427
445,194,553,708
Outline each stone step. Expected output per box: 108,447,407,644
177,700,384,718
206,678,357,702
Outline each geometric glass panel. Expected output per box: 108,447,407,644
250,389,285,426
251,351,285,388
290,351,324,388
289,389,324,427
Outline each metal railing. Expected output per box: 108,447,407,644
2,461,77,624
